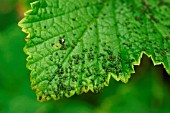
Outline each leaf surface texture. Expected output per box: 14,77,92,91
19,0,170,101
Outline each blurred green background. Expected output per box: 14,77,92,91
0,0,170,113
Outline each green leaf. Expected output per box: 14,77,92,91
19,0,170,102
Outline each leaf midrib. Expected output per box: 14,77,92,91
61,0,110,65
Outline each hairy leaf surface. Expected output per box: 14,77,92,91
19,0,170,102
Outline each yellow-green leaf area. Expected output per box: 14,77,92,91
19,0,170,102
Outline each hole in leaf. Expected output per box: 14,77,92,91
59,37,65,44
38,96,42,100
